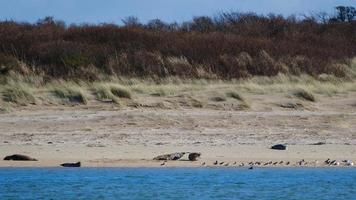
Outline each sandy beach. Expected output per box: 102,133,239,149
1,91,356,167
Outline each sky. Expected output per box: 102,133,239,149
0,0,355,24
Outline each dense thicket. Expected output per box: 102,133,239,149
0,9,355,80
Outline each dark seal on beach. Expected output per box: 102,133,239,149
188,153,201,161
271,144,287,150
3,154,38,161
60,162,81,167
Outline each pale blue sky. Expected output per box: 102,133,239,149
0,0,355,24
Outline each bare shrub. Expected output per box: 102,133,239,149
252,50,283,76
129,51,165,77
165,56,195,77
219,53,251,78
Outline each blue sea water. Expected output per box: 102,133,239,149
0,168,355,200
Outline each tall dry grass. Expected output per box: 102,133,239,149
1,84,36,105
0,67,356,109
51,85,88,104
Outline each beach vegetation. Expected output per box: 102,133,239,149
293,88,316,102
52,85,87,104
1,84,36,105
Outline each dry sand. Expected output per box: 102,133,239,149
1,92,356,167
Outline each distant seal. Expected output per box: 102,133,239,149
330,160,337,166
188,153,201,161
153,152,185,161
3,154,37,161
271,144,287,150
60,162,81,167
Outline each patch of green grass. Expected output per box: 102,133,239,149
0,102,13,112
92,84,131,105
110,85,132,99
226,91,245,101
210,96,227,102
293,88,316,102
189,97,204,108
150,89,167,97
52,86,87,104
226,91,250,109
93,84,120,104
239,101,251,110
2,85,36,105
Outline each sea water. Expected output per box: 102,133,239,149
0,168,355,200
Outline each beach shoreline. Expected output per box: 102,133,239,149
1,144,355,168
1,91,356,168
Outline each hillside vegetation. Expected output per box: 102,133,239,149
0,8,356,81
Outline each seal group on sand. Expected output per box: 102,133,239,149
153,152,201,161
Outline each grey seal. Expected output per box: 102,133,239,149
3,154,37,161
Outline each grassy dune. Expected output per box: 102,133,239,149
1,69,356,111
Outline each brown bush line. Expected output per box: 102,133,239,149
0,13,355,80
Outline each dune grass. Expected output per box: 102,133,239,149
210,96,227,102
150,89,167,97
292,88,316,102
110,85,132,99
226,91,250,109
0,106,11,113
238,101,251,110
93,84,131,104
93,84,119,104
1,85,36,105
236,74,356,95
226,91,245,101
52,85,88,104
1,72,356,110
190,97,204,108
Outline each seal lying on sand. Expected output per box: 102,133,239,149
271,144,287,150
153,152,201,161
3,154,37,161
153,152,185,161
60,162,81,167
188,153,201,161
